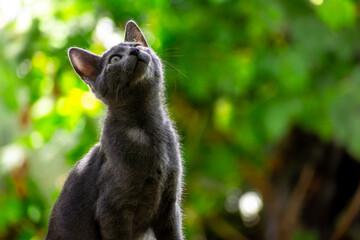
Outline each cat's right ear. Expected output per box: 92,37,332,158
68,47,101,84
124,21,149,47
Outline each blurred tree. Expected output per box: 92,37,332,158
1,0,360,239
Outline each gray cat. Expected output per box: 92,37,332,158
46,21,184,240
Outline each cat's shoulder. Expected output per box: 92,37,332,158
61,143,105,187
73,143,104,174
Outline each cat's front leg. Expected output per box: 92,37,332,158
96,185,151,240
152,201,183,240
96,203,138,240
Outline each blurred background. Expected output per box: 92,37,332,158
1,0,360,239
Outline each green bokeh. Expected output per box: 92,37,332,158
1,0,360,239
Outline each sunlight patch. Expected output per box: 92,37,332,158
31,96,55,119
94,17,123,49
0,144,26,173
310,0,324,5
81,92,98,110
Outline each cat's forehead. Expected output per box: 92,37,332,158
102,42,141,56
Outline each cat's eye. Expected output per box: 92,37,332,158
110,55,121,64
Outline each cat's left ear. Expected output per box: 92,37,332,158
124,20,149,47
68,47,101,84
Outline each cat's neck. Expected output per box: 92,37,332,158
104,86,165,129
100,86,166,160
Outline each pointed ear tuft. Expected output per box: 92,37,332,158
68,47,101,83
124,20,149,47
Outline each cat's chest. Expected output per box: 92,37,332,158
102,125,168,164
125,127,150,146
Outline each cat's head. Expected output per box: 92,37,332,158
68,21,163,106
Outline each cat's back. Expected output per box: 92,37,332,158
46,144,105,240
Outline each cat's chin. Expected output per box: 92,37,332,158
135,60,149,74
130,61,151,84
126,51,151,82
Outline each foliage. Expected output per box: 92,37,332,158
1,0,360,239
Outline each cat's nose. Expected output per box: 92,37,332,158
129,48,139,56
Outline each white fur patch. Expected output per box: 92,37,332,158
126,127,150,145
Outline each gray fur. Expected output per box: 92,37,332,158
46,21,184,240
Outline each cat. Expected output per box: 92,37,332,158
46,20,184,240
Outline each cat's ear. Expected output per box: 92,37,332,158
124,20,149,47
68,47,101,84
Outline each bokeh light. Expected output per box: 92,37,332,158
239,191,263,225
94,17,123,49
310,0,324,6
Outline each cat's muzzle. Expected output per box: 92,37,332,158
132,51,151,74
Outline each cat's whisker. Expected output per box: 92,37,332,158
162,59,188,79
158,48,183,58
160,47,180,52
158,54,183,58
